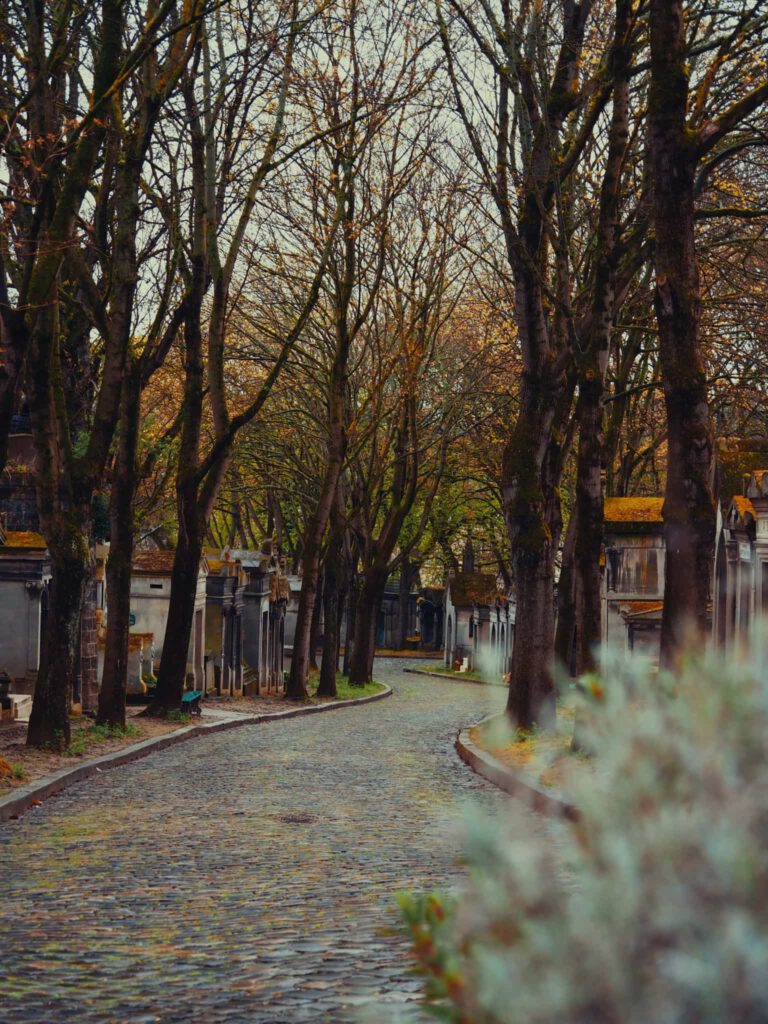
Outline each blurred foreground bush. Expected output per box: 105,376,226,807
400,642,768,1023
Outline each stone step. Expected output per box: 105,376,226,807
4,694,33,722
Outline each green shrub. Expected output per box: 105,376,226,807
401,641,768,1023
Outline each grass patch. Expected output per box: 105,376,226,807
311,673,386,701
166,710,192,724
65,722,141,757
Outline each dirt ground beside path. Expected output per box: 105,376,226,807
0,709,186,793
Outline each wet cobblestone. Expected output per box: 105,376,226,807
1,661,514,1023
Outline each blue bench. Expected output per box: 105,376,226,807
181,690,203,716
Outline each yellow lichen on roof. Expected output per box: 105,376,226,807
619,600,664,616
604,497,664,524
732,495,756,519
2,531,47,549
448,572,502,607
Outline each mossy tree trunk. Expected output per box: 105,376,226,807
648,0,768,663
308,568,325,671
287,334,349,699
503,388,569,730
0,309,26,476
318,501,345,698
649,0,714,664
573,0,632,675
439,0,592,730
554,509,579,676
27,521,91,749
11,2,203,747
97,364,141,729
348,563,388,686
23,0,125,748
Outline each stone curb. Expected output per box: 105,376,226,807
0,685,392,825
404,667,507,688
455,713,579,821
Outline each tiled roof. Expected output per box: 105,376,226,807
132,550,177,575
447,572,502,607
604,497,664,524
618,600,664,619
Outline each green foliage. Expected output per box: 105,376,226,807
166,710,192,724
401,641,768,1022
10,763,27,780
65,722,140,757
311,674,386,701
91,493,110,542
398,892,465,1016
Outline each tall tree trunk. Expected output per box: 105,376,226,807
554,509,579,676
650,0,715,665
97,365,141,729
574,376,605,674
287,382,347,698
397,559,413,649
348,564,387,686
309,567,324,671
573,0,631,675
342,560,357,677
318,576,340,697
147,486,205,713
318,509,344,697
319,500,348,696
27,524,91,748
0,312,26,475
503,375,567,730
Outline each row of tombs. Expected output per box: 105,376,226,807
0,422,449,709
443,460,768,672
0,529,292,708
0,444,447,707
4,458,768,705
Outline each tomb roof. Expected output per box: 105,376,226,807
618,600,664,619
1,530,47,550
447,572,502,607
133,550,177,574
745,469,768,499
604,497,664,524
731,495,756,519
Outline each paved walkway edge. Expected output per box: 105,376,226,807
455,712,579,821
404,667,507,688
0,686,392,824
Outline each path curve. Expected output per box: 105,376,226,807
1,660,516,1023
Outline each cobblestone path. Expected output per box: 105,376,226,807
1,661,515,1023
